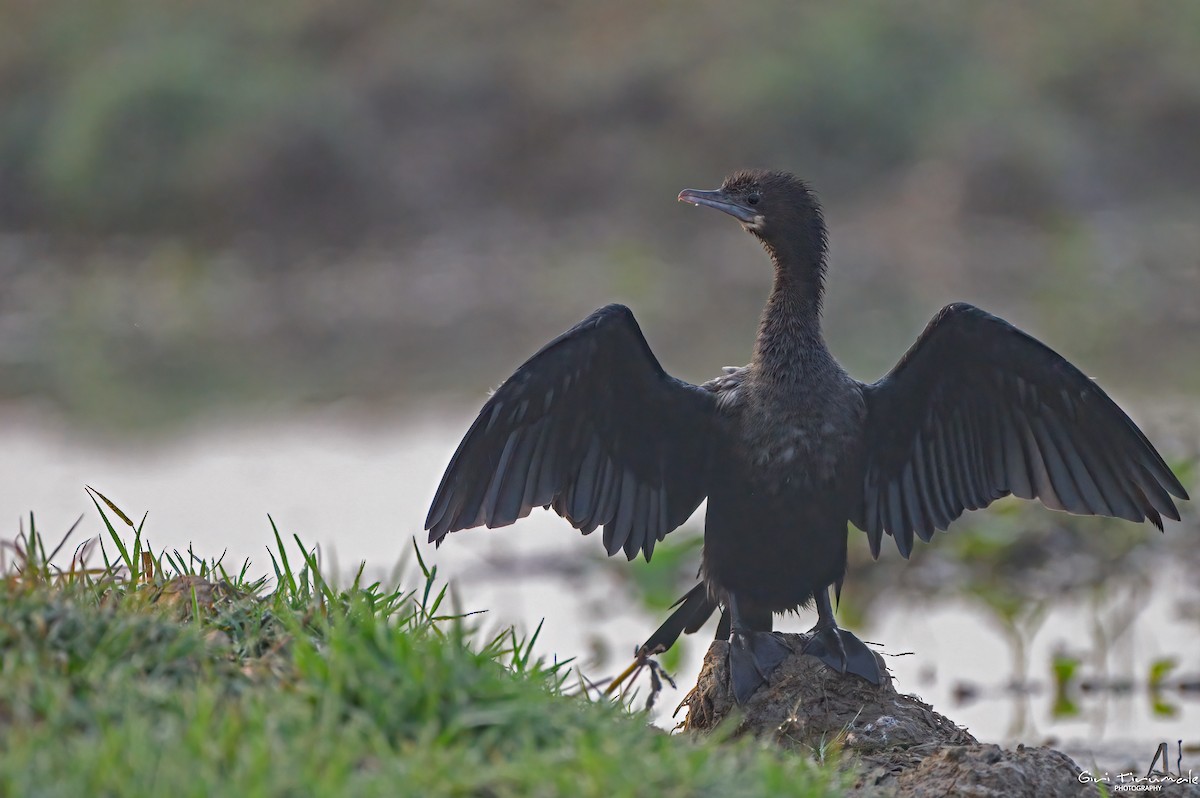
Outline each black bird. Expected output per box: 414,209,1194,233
425,169,1188,704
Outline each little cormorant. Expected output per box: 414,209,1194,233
425,169,1188,704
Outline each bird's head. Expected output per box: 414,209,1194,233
679,169,827,272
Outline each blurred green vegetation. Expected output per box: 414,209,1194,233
2,1,1200,429
6,2,1200,233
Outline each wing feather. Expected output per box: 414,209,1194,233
861,303,1187,558
427,305,716,560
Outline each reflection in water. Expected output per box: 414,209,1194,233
3,407,1195,772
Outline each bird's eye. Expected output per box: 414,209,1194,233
747,193,760,206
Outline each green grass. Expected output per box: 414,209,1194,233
0,500,837,797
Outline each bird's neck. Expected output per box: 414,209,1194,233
752,245,829,379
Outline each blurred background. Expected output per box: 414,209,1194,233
3,0,1198,772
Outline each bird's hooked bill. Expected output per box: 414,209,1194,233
678,188,758,223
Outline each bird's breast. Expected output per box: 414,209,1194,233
734,380,865,489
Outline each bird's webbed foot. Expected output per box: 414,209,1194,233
800,625,881,684
800,586,883,685
725,594,794,704
729,630,793,705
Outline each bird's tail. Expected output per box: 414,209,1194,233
638,583,726,657
606,583,729,697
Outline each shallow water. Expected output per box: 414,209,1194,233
4,406,1195,773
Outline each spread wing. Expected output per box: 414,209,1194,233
426,304,718,560
859,302,1188,559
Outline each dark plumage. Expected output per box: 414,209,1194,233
426,169,1188,703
